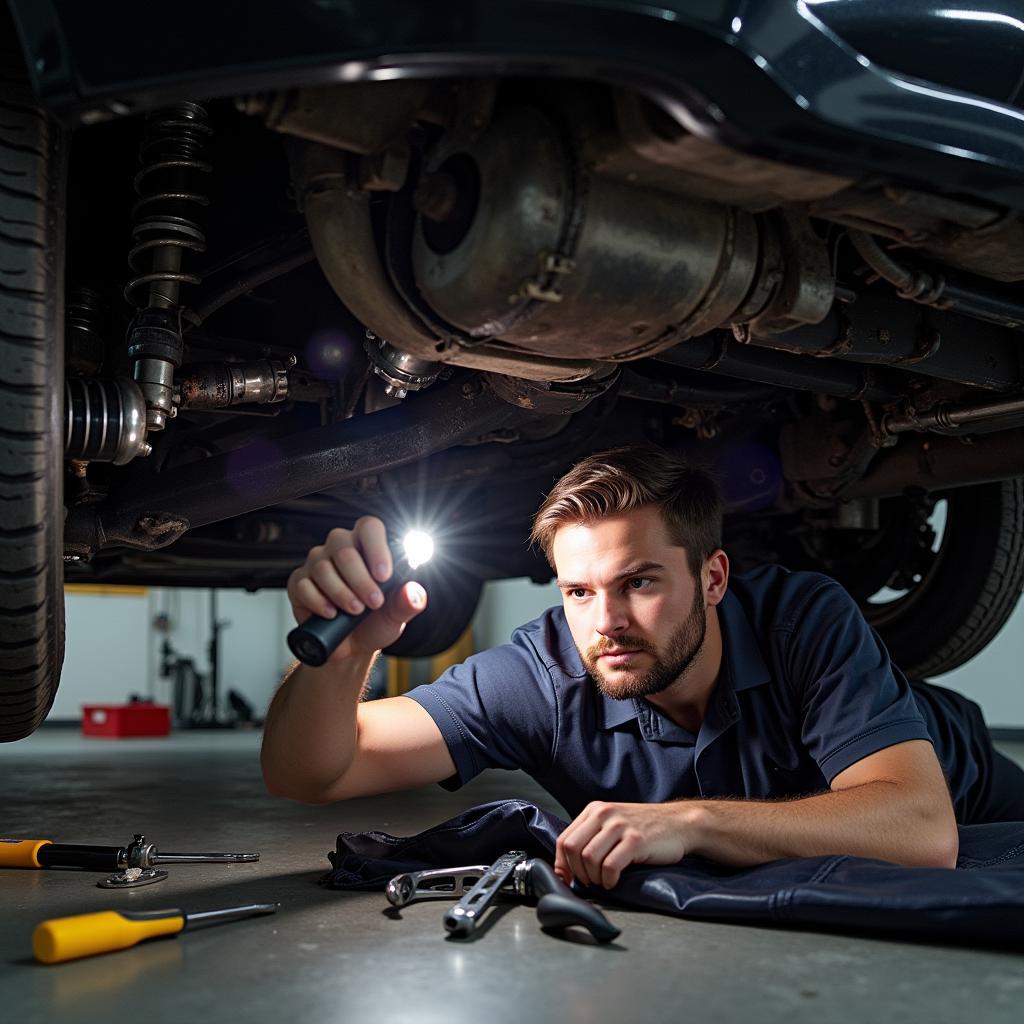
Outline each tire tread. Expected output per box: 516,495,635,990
0,36,65,742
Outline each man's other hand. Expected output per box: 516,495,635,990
554,801,692,889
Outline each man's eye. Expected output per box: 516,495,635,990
570,588,588,599
627,577,653,590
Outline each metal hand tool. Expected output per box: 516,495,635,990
391,850,621,943
443,850,526,937
33,902,279,964
1,832,259,872
386,864,490,907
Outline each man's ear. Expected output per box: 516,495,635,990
703,549,730,607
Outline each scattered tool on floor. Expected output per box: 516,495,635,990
1,833,259,873
33,903,280,964
99,867,170,889
386,864,491,906
442,850,526,937
388,851,621,943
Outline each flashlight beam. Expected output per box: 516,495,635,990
402,530,435,570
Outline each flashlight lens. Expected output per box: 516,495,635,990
402,530,435,570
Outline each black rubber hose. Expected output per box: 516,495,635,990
654,334,903,402
618,368,778,407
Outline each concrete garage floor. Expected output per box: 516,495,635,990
2,731,1024,1023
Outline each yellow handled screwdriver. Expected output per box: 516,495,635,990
33,903,279,964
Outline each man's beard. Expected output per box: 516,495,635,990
581,587,707,701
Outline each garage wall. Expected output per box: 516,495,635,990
471,576,562,652
49,588,295,722
53,592,152,718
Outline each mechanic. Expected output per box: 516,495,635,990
261,444,1024,888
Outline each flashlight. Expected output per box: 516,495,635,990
286,530,435,667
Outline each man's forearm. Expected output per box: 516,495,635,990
556,743,960,888
260,653,377,802
684,782,958,869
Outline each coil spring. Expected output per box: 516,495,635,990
124,102,212,308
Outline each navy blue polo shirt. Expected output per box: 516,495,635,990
405,565,972,819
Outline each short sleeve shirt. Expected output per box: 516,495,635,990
405,565,939,818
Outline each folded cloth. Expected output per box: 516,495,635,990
322,799,1024,948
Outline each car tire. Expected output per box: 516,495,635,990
0,37,68,740
384,572,482,659
863,479,1024,679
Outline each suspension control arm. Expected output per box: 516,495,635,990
66,375,535,556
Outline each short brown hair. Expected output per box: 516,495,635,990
530,444,722,575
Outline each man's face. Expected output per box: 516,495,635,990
552,506,708,700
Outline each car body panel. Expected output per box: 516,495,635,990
9,0,1024,207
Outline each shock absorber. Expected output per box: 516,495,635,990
125,102,212,434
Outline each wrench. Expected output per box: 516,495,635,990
385,864,491,907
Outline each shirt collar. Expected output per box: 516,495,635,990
600,694,642,729
718,589,772,692
597,587,771,732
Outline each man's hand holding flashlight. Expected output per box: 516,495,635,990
286,516,428,663
264,518,442,802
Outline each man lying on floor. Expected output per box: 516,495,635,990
261,444,1024,889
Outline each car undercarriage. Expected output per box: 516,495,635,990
2,1,1023,738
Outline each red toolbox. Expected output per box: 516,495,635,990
82,701,171,738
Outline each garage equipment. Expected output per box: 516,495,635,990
287,529,434,666
82,699,172,738
33,902,279,964
159,589,235,729
387,850,621,943
0,833,259,871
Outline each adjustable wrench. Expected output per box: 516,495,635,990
388,851,621,943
